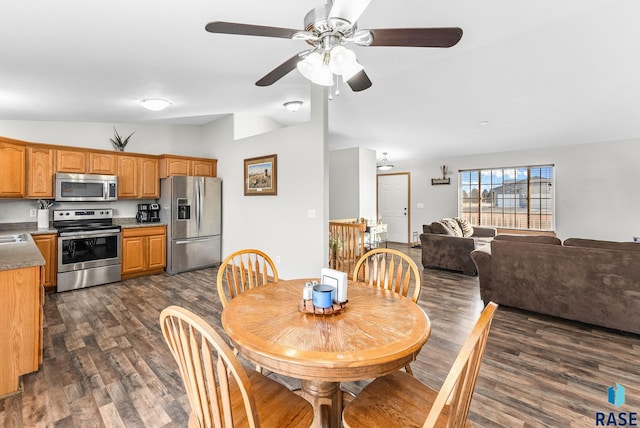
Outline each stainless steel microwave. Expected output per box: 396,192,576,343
55,173,118,202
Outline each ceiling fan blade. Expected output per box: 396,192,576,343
256,54,302,86
367,27,463,47
346,70,372,92
329,0,372,25
205,21,300,39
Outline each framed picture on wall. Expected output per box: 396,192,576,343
244,154,277,196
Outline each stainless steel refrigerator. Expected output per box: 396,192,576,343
160,176,222,274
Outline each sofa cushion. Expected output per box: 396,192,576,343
563,238,640,252
494,234,561,245
455,217,474,237
430,221,454,235
423,224,432,234
440,218,463,237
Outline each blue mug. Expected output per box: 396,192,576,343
312,284,334,308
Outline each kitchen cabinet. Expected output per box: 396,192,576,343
0,266,43,396
32,233,57,292
117,155,138,198
0,141,26,198
0,136,219,201
56,149,86,173
26,146,54,199
117,155,159,199
192,159,217,177
139,156,159,198
121,225,166,279
159,155,217,178
88,153,117,175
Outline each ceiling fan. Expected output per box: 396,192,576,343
205,0,462,92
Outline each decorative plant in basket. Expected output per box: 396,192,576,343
329,236,343,269
110,127,135,152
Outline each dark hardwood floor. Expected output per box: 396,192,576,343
1,244,639,427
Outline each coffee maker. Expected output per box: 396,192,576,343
136,203,160,223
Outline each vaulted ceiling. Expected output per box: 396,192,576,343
2,1,639,164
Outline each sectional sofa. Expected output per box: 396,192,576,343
471,234,640,334
420,218,496,275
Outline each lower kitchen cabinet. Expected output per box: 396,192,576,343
0,266,43,397
121,225,166,279
32,233,57,292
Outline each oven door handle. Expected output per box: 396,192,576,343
58,229,121,238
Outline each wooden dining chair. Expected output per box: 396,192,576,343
216,249,279,308
353,247,421,375
160,306,313,428
353,247,422,303
342,302,498,428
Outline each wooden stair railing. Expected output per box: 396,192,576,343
329,218,367,277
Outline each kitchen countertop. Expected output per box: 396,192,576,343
0,219,167,271
0,222,57,235
0,232,45,271
114,218,167,228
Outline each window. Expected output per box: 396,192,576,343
459,165,554,231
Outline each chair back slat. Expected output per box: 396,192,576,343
160,306,261,428
202,341,221,428
423,302,498,428
353,248,421,303
217,249,279,307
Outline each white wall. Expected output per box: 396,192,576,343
203,84,329,278
404,139,640,242
329,146,376,221
0,120,206,155
329,148,359,220
358,148,377,221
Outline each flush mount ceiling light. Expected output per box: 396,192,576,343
283,101,303,112
377,152,394,171
139,98,171,111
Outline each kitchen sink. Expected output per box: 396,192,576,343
0,233,28,244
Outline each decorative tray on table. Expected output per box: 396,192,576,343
298,299,347,315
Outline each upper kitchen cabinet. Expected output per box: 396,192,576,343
88,153,117,175
0,141,26,198
139,156,159,198
56,149,87,173
26,146,54,199
192,159,217,177
53,149,117,175
117,154,159,199
159,155,217,178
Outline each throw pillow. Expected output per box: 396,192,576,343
441,218,464,237
455,217,474,237
430,221,454,235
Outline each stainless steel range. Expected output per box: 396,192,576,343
54,209,121,292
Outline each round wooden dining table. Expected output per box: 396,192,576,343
221,278,431,428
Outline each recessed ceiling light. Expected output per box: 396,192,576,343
283,101,303,112
479,120,489,126
140,98,171,111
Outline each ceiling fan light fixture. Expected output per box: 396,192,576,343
296,52,334,86
329,46,363,80
283,101,303,112
377,152,394,171
139,98,171,111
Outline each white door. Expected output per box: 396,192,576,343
378,173,409,243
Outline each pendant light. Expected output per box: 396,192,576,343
377,152,394,171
